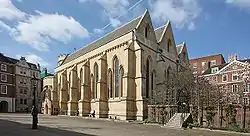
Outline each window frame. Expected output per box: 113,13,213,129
210,60,216,66
232,84,238,93
1,74,7,82
232,73,238,81
1,85,7,94
1,64,7,71
222,74,228,82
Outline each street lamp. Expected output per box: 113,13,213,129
31,75,38,129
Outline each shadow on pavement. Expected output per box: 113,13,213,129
0,119,97,136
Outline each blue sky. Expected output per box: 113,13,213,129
0,0,250,73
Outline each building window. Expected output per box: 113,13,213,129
144,26,148,38
20,88,23,94
1,85,7,94
24,99,27,105
244,84,249,93
146,58,150,98
193,63,197,69
119,67,124,97
243,97,249,105
108,70,113,98
94,63,98,99
211,67,219,74
212,76,217,82
114,57,119,98
222,74,228,82
1,74,7,82
1,64,7,71
20,99,23,104
202,62,206,68
24,89,27,94
211,60,216,66
232,74,238,81
232,84,238,93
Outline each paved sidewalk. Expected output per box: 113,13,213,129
0,113,248,136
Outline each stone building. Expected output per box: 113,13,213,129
14,57,41,112
55,11,189,120
0,53,16,112
41,75,59,115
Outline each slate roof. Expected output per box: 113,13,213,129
202,63,228,75
0,53,38,70
176,44,184,55
62,15,143,65
154,26,165,42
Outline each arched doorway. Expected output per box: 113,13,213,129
0,101,8,112
45,104,48,114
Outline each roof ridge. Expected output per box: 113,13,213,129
71,15,143,56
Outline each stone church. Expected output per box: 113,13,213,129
45,10,189,120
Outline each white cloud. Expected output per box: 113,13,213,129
16,53,50,67
80,0,129,29
109,17,122,28
224,0,250,8
0,0,25,20
12,11,89,52
149,0,201,30
93,28,104,34
0,1,90,52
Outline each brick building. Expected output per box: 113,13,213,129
0,53,41,112
202,55,250,128
190,54,226,76
0,53,16,112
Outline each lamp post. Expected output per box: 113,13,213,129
31,75,38,129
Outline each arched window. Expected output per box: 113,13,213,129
114,57,119,97
145,26,148,38
91,74,94,99
79,68,83,100
119,67,124,97
108,70,113,98
167,39,171,52
146,57,150,98
94,63,98,99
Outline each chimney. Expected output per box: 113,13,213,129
228,55,237,63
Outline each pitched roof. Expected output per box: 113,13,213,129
62,15,143,65
154,21,170,43
176,43,185,55
155,26,165,42
0,53,38,70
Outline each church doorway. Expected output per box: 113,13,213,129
0,101,8,112
45,104,48,114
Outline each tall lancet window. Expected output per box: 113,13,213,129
91,74,94,99
94,63,98,99
114,57,119,97
119,67,124,97
146,57,150,98
108,70,113,98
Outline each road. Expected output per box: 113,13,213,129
0,113,248,136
